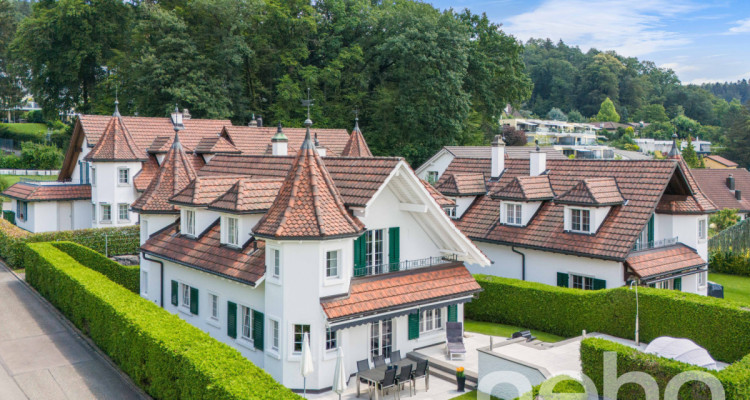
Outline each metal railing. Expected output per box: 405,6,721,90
353,254,459,277
632,236,679,252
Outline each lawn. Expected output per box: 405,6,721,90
0,123,48,137
451,390,500,400
709,272,750,305
464,319,567,343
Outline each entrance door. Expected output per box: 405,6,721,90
57,202,72,231
370,319,393,360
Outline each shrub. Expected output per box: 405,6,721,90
465,275,750,363
581,338,750,399
710,251,750,276
0,219,139,268
51,241,139,293
25,242,299,400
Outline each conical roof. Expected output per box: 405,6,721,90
85,114,145,161
341,119,373,157
253,124,365,239
667,133,682,159
131,131,197,213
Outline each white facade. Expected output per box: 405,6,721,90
416,149,455,184
10,196,91,233
90,161,142,228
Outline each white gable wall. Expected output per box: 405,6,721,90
71,138,92,184
415,150,454,182
91,161,142,228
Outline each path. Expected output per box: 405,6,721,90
0,264,147,399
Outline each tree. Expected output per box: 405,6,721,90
19,142,63,169
0,0,23,120
546,107,567,121
709,209,740,234
567,110,585,123
596,97,620,122
681,138,700,168
721,104,750,169
502,125,526,146
633,104,669,123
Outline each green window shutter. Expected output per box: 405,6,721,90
388,227,400,272
408,312,420,340
171,280,178,306
447,305,458,322
593,279,607,290
227,301,237,339
649,283,656,288
253,310,264,350
557,273,569,288
647,214,655,243
190,287,199,315
673,277,682,291
353,234,366,277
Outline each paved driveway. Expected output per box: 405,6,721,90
0,264,147,399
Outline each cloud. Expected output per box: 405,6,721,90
503,0,702,57
687,71,750,85
728,18,750,34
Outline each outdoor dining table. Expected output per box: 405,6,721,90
356,358,429,399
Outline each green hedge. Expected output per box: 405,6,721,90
581,338,750,399
465,275,750,363
710,250,750,276
51,242,139,293
0,219,139,268
25,242,299,400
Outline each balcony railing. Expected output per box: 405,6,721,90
633,236,679,252
354,254,459,277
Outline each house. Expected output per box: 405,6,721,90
703,155,738,169
2,104,352,232
680,137,711,155
501,118,600,147
138,118,490,392
634,138,674,154
691,168,750,219
430,137,716,295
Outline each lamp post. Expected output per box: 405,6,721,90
630,280,640,346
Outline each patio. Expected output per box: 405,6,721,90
308,369,466,400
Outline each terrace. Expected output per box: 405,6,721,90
353,254,459,277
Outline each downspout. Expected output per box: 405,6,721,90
142,252,164,308
511,246,526,281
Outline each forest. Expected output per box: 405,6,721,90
0,0,748,167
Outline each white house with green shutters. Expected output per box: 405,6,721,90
139,122,489,392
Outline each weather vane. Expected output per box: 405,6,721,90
353,108,359,120
301,88,314,120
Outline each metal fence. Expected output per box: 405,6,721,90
709,218,750,253
60,231,140,258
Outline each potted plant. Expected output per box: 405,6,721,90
456,367,466,392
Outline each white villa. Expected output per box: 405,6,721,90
500,118,600,147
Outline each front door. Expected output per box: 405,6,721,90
57,202,72,231
370,319,393,360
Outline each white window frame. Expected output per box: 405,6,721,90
326,250,340,279
427,171,439,184
505,202,523,226
293,324,311,354
445,206,457,219
209,293,219,320
17,201,28,221
184,210,195,236
240,305,253,342
271,248,280,278
420,308,443,334
180,283,191,309
698,218,707,241
571,274,594,290
91,165,96,185
570,208,591,233
365,229,386,273
270,319,280,353
698,271,707,288
100,203,111,222
325,326,337,351
141,270,148,296
118,167,130,185
224,216,239,247
91,203,96,222
118,203,129,222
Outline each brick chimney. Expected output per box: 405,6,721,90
491,135,505,179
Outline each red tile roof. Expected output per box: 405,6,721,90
169,176,242,207
341,121,373,157
85,116,145,161
492,175,554,201
625,244,706,279
131,133,199,214
555,177,624,206
320,263,481,321
133,155,160,192
691,168,750,212
140,221,266,285
208,178,284,214
421,180,455,207
192,136,242,154
221,126,351,156
705,155,738,168
2,182,91,201
253,129,365,239
436,173,486,196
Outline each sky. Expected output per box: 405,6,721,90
428,0,750,84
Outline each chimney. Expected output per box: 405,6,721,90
736,190,742,201
256,115,263,127
491,135,505,179
529,144,546,177
248,113,258,127
182,109,191,120
727,174,736,190
271,122,288,156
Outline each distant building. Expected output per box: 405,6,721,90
501,118,600,147
680,138,711,155
692,168,750,219
703,155,738,169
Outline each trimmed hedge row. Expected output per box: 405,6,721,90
710,250,750,276
465,275,750,363
25,242,299,400
51,242,139,293
0,218,139,268
581,338,750,399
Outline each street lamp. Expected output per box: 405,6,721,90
630,280,640,346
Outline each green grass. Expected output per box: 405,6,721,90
464,319,567,343
709,272,750,305
0,123,48,136
451,390,501,400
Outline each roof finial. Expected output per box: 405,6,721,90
301,87,314,127
113,86,121,117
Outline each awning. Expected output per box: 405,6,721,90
625,244,707,281
328,296,474,331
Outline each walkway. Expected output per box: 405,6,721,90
0,264,147,399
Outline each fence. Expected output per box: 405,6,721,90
0,169,59,176
709,217,750,253
60,231,140,258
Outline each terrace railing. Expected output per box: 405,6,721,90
354,254,459,277
632,236,679,252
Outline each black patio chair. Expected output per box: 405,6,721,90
373,355,386,367
411,360,429,393
377,368,398,399
396,363,413,397
390,350,402,363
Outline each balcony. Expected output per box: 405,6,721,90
353,254,459,277
632,236,679,252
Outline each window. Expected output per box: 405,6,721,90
698,271,707,287
571,274,594,290
91,203,96,221
370,320,392,359
445,206,457,219
365,229,385,273
420,308,443,333
241,306,252,340
100,204,111,222
185,210,195,236
505,203,522,225
293,324,311,353
180,283,191,308
654,280,670,290
118,203,129,221
118,167,129,184
325,327,337,351
210,294,219,320
427,171,439,184
570,208,590,233
17,201,28,221
270,319,280,352
272,249,280,278
141,271,148,295
698,218,707,241
226,217,239,246
326,250,340,278
91,165,96,185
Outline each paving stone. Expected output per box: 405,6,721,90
13,370,67,400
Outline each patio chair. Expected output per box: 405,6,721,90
411,360,429,393
511,330,536,342
357,359,373,391
396,363,413,397
446,322,467,360
373,355,386,367
377,368,398,399
390,350,402,363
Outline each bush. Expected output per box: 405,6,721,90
710,251,750,276
465,275,750,363
581,338,750,399
25,242,299,400
0,219,139,268
51,242,139,293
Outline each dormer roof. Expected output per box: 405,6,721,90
435,173,486,196
341,120,373,157
207,178,284,214
169,176,242,207
492,175,554,201
85,116,146,162
555,177,624,206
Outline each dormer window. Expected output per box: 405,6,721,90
570,208,590,233
184,209,195,236
223,216,239,247
505,203,522,225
